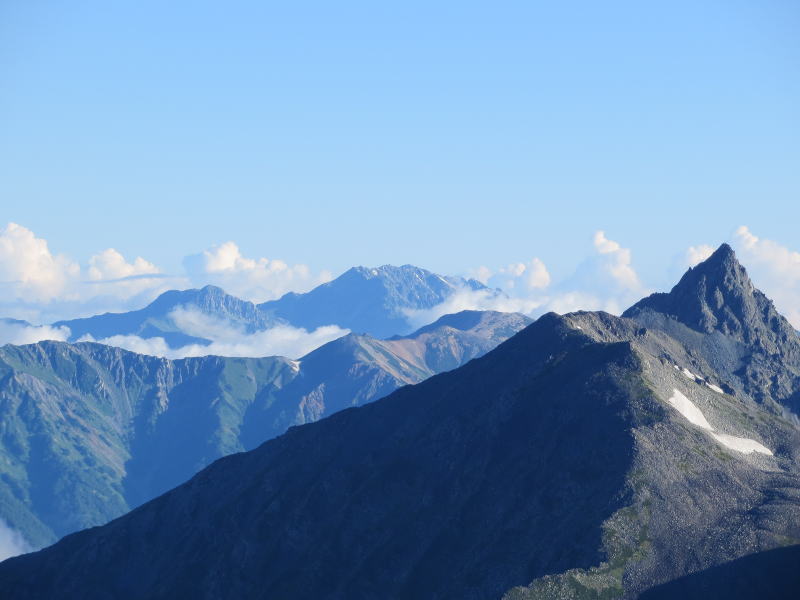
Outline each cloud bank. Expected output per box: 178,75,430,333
410,231,650,328
0,223,331,323
183,242,332,303
0,519,30,562
0,321,71,346
4,221,800,342
81,306,348,360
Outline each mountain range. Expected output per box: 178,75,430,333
1,244,798,598
259,264,491,338
0,310,529,550
53,285,276,347
46,264,493,348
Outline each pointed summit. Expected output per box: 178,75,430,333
624,243,800,408
623,243,778,342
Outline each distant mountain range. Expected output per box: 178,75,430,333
2,245,798,598
0,310,529,549
259,264,490,338
54,285,275,347
43,264,494,348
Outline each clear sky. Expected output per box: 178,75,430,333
2,0,799,285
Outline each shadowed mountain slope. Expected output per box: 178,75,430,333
0,315,646,599
0,311,527,549
638,544,800,600
1,246,799,599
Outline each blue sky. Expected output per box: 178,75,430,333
1,1,798,296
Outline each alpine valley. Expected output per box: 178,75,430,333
0,246,799,599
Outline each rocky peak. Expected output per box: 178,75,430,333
624,244,793,348
624,243,800,410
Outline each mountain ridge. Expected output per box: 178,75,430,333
1,245,799,598
35,264,495,350
52,284,274,347
259,264,494,338
0,310,529,549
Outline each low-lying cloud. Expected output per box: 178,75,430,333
80,306,349,359
0,321,71,346
0,519,30,562
414,231,650,328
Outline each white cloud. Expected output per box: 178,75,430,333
403,288,544,330
409,232,648,329
473,257,551,293
0,223,177,321
0,223,334,323
0,321,71,346
470,266,493,285
686,244,714,267
731,226,800,328
525,258,551,290
591,231,643,292
82,306,349,359
0,222,79,302
0,519,30,562
183,241,332,303
87,248,160,281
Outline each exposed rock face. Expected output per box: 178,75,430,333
1,245,799,599
0,311,527,549
624,243,800,412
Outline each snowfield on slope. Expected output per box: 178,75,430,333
666,389,772,456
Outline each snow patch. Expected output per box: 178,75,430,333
706,383,725,394
711,433,773,456
664,388,772,456
681,367,697,381
667,389,712,430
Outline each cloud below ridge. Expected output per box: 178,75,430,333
0,321,71,346
80,306,349,360
413,231,650,328
0,519,30,562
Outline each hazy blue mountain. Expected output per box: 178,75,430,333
0,318,32,327
37,265,496,349
259,264,493,338
1,247,798,599
0,310,527,550
52,285,275,347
